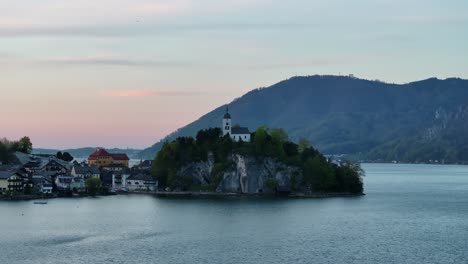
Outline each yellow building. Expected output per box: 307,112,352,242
0,170,23,193
88,149,129,167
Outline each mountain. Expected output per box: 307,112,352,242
33,147,142,159
139,75,468,164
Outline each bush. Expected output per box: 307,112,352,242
85,178,102,196
265,178,279,191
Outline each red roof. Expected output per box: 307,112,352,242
88,148,129,161
111,154,129,161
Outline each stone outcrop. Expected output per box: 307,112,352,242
178,154,303,194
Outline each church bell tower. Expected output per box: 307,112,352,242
222,106,231,136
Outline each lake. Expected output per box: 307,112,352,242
1,163,468,264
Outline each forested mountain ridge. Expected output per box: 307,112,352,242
33,147,142,159
139,75,468,163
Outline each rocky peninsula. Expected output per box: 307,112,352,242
152,127,364,196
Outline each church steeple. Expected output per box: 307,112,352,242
223,106,231,119
222,105,231,136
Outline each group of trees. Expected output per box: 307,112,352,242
0,136,33,164
56,151,74,162
152,127,363,193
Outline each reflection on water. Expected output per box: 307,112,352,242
1,164,468,264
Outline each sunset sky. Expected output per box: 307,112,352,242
1,0,467,149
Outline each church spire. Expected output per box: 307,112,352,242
223,105,231,119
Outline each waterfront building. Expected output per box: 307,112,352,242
101,171,128,192
0,169,19,193
31,175,53,194
124,173,157,192
55,175,85,193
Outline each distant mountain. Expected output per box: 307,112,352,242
33,147,142,159
138,75,468,164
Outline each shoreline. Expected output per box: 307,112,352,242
0,191,364,201
138,191,365,198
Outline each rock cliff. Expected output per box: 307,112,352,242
177,154,303,194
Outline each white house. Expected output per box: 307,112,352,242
32,175,53,194
55,175,85,193
71,164,100,179
124,174,157,192
222,107,251,142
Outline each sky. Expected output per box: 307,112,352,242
1,0,467,149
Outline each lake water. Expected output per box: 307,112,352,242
1,163,468,264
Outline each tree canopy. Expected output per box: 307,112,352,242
0,136,33,164
57,151,74,162
85,177,102,196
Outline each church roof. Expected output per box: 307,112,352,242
231,127,250,135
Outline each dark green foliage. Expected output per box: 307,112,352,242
85,177,102,196
56,151,74,162
17,137,33,154
265,178,279,191
0,136,33,164
151,127,363,193
139,76,468,163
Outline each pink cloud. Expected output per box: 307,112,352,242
101,89,156,97
100,89,206,97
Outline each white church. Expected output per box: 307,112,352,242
222,107,251,142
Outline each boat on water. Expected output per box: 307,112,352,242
33,201,47,205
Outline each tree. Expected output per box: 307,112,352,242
17,136,32,154
298,138,310,153
265,178,279,192
270,128,288,144
254,126,268,155
62,152,74,162
85,177,101,196
57,152,74,162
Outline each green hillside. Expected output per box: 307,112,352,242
139,75,468,164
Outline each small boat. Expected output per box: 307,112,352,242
33,201,48,205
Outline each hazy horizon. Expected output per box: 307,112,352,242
2,0,468,149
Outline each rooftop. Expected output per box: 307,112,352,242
231,127,251,135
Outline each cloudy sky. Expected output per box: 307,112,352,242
1,0,467,149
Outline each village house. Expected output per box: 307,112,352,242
55,175,85,193
222,107,251,142
0,169,21,193
41,160,69,175
101,163,127,172
134,160,153,171
124,173,157,192
88,148,129,167
71,164,100,179
101,170,129,192
23,160,41,174
31,175,53,194
0,171,25,193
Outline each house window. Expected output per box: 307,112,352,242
226,122,228,126
135,181,139,185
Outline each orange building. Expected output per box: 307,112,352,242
88,148,129,167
